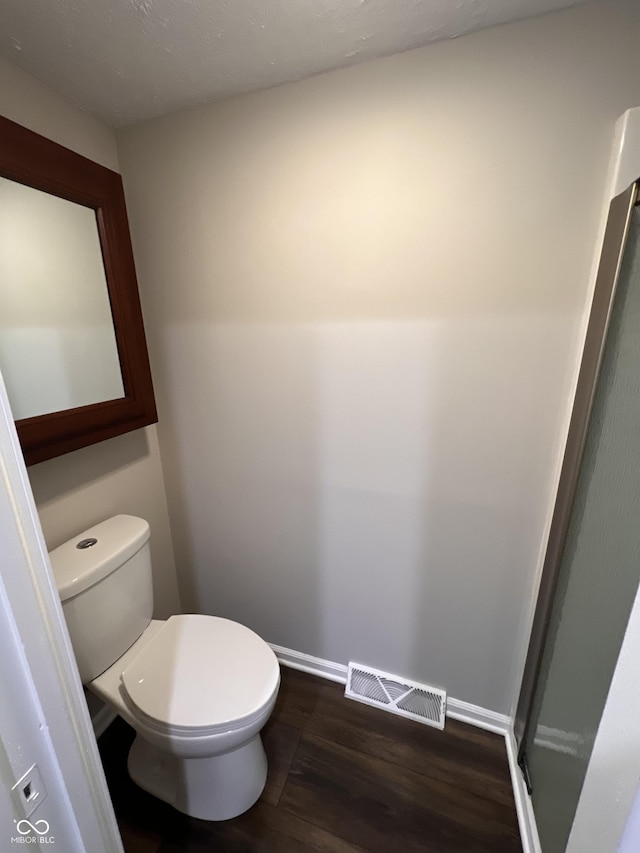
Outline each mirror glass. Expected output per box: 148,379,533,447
0,176,124,420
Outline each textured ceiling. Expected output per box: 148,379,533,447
0,0,589,127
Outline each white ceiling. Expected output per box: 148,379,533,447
0,0,589,127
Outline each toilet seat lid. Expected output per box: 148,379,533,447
121,615,279,731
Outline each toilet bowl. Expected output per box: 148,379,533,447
49,515,280,821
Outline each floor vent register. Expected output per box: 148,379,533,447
345,662,446,730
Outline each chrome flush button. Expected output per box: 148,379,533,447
76,537,98,549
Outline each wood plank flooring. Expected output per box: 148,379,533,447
98,667,522,852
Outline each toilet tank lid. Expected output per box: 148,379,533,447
49,515,150,602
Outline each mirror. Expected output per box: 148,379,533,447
0,177,125,418
0,115,157,465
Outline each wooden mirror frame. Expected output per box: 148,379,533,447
0,115,157,466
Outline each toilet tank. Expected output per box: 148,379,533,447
49,515,153,683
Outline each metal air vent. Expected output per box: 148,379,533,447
345,662,446,729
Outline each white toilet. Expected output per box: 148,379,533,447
49,514,280,821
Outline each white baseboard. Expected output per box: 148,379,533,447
269,644,508,735
269,643,348,684
506,730,542,853
89,641,532,852
266,644,534,852
446,697,510,735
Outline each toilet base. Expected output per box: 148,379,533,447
127,732,268,821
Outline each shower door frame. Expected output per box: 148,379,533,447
514,179,638,765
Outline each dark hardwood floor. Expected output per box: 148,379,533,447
98,668,522,852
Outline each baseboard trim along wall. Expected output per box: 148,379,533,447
269,643,536,850
446,697,510,735
268,644,509,733
506,730,542,853
268,643,349,684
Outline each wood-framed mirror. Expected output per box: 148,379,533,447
0,115,157,466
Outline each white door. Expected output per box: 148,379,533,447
0,370,122,852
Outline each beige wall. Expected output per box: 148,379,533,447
0,60,181,619
118,1,640,714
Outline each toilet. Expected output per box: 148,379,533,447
49,514,280,821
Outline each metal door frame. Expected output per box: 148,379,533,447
514,181,638,763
